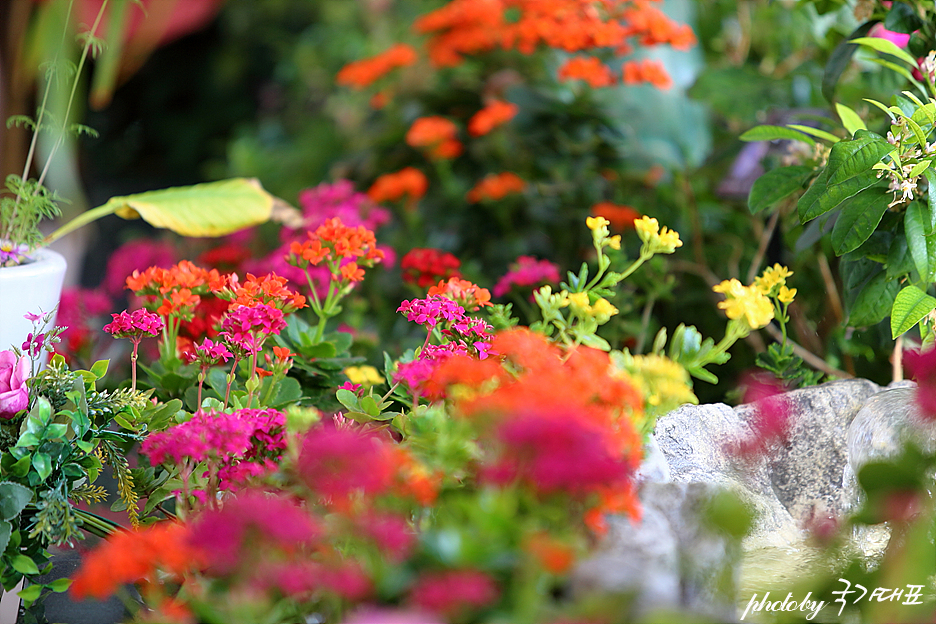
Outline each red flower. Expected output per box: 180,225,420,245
590,202,641,230
400,248,461,288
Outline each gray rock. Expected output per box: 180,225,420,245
574,482,740,622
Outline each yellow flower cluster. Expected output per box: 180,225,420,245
712,278,774,330
564,291,619,322
343,365,384,386
754,263,797,304
585,216,621,250
634,216,682,254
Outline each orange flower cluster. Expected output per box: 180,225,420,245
219,272,307,313
622,58,672,89
590,202,641,230
367,167,429,203
428,328,644,531
70,522,202,601
406,116,463,159
387,446,442,506
336,43,418,89
466,172,526,203
412,0,695,75
288,217,384,283
467,100,519,137
557,56,617,87
126,260,224,318
427,277,492,312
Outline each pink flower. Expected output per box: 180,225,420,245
192,338,233,365
345,608,442,624
0,350,29,419
409,569,499,617
397,295,465,328
141,410,257,465
103,238,177,299
904,348,936,419
103,308,165,340
870,23,911,49
297,427,393,500
493,256,560,298
731,375,791,459
219,303,286,356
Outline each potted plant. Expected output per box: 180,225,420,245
0,0,275,357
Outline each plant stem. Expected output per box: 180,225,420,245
130,339,139,391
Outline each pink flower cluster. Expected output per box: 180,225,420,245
492,256,561,298
297,427,393,501
218,408,288,489
219,303,286,356
409,569,499,618
0,350,28,420
294,179,391,235
191,338,233,366
103,308,165,340
141,409,257,466
486,412,631,496
188,491,319,575
397,295,465,328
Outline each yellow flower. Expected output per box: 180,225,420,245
592,297,618,321
634,215,682,254
712,278,746,299
615,353,698,420
607,235,621,250
586,216,610,231
754,264,793,295
344,365,384,386
777,285,797,304
566,292,591,314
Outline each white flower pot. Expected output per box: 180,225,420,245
0,248,67,360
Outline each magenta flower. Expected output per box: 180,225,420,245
409,569,499,618
731,375,791,459
397,295,465,328
492,255,561,298
103,308,164,339
193,338,233,365
297,427,393,500
141,410,257,466
904,348,936,419
219,303,286,356
0,350,29,419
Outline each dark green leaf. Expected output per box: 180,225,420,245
830,187,890,254
0,521,10,555
0,482,32,520
923,168,936,235
905,202,936,282
823,21,877,103
747,166,813,214
739,125,815,145
884,2,923,34
886,234,914,278
890,285,936,338
826,132,892,185
31,453,51,482
847,270,900,327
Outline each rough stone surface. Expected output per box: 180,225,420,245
650,379,882,547
574,482,739,622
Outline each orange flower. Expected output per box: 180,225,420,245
70,522,202,601
336,43,418,89
368,167,429,203
414,0,505,67
288,217,384,275
468,100,518,136
340,261,365,282
406,116,463,159
466,172,526,203
223,272,307,312
428,276,492,311
622,58,672,89
272,346,296,360
557,56,616,88
157,288,200,317
524,532,576,574
590,202,641,230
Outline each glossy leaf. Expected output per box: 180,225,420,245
748,166,813,214
823,21,877,102
0,521,10,557
835,102,866,135
798,168,881,222
0,482,32,521
787,124,840,143
924,168,936,235
890,285,936,338
831,188,890,255
851,36,918,66
739,125,815,145
905,202,936,282
826,131,892,185
11,554,40,575
847,269,901,327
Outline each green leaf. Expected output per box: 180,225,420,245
48,178,274,244
12,554,40,575
89,359,109,380
335,389,360,412
826,132,893,186
747,166,813,214
885,2,923,34
886,234,914,278
851,36,919,66
907,160,931,179
787,124,840,143
904,116,929,149
835,102,867,135
890,285,936,338
799,169,884,223
360,396,380,417
848,270,901,327
31,453,52,482
0,482,33,521
905,202,936,282
10,455,31,477
923,169,936,235
17,584,42,606
47,578,72,593
739,125,815,145
0,521,10,556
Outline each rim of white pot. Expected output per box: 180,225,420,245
0,247,67,277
